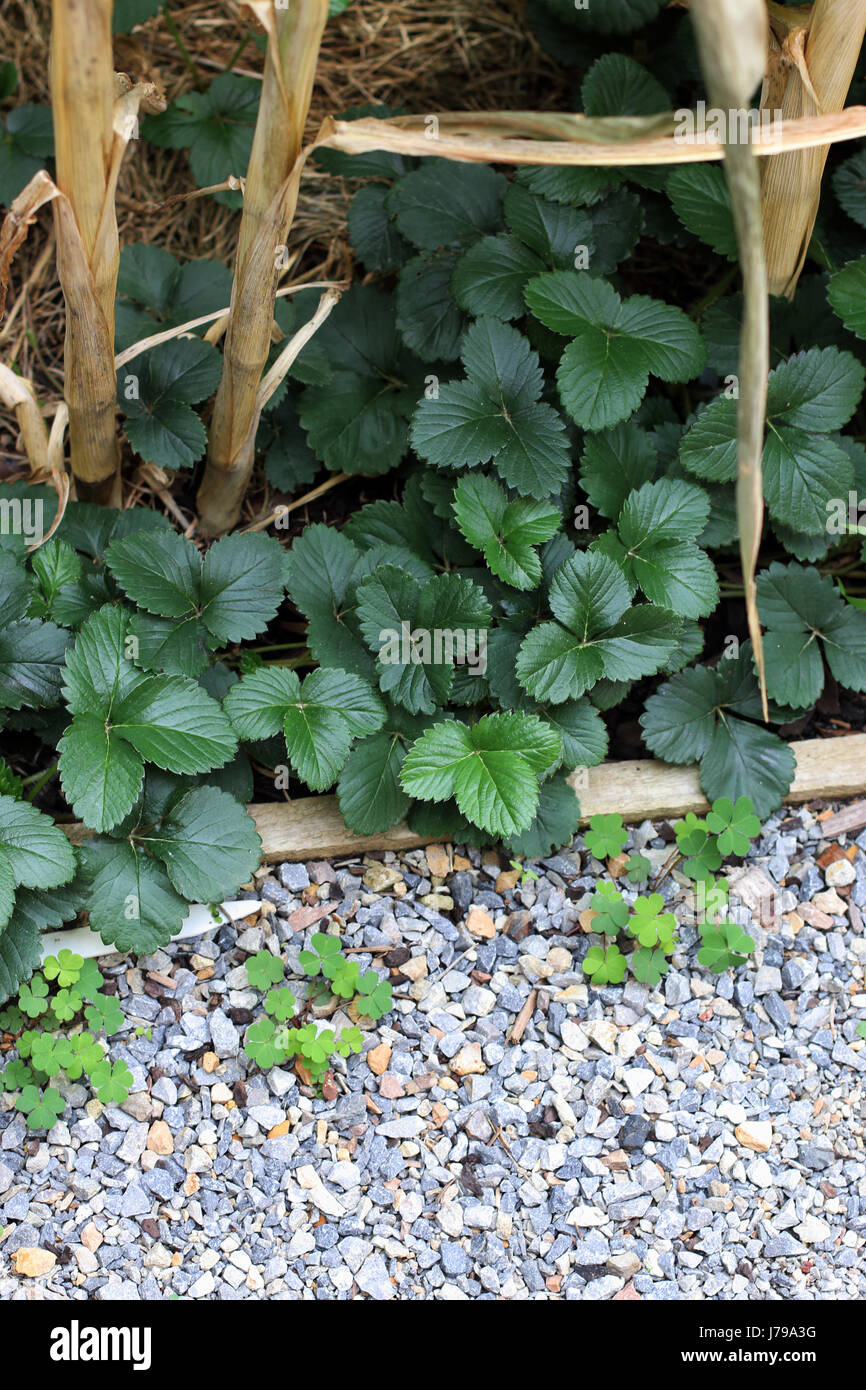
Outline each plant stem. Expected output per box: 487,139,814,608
25,761,59,803
163,8,207,89
690,265,738,319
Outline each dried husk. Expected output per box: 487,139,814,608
690,0,770,720
198,0,329,536
761,0,866,298
48,0,165,503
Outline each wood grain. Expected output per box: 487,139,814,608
63,733,866,861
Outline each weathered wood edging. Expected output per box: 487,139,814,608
63,734,866,862
249,733,866,861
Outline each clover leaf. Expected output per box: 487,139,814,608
674,813,723,882
245,1018,288,1070
84,993,125,1036
42,949,83,988
582,943,627,986
630,946,670,987
18,973,50,1019
585,812,628,861
704,796,761,858
334,1025,364,1058
628,894,677,950
624,853,651,883
265,987,296,1022
246,950,285,990
51,987,83,1023
588,882,629,936
330,958,362,999
697,921,755,973
16,1083,66,1130
298,933,342,979
0,1058,33,1090
90,1058,134,1104
355,972,393,1021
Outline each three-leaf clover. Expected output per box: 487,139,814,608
246,950,285,990
0,1058,33,1090
588,882,629,936
18,974,50,1019
630,946,670,988
330,958,362,999
674,813,722,882
245,1018,288,1070
697,921,756,973
265,987,296,1022
298,933,342,979
42,949,83,988
84,993,125,1036
624,853,651,883
355,973,393,1021
585,812,628,862
52,987,83,1023
334,1025,363,1058
15,1084,65,1130
705,796,761,857
628,894,677,950
583,943,627,986
90,1058,134,1104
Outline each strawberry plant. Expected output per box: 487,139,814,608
3,0,866,1016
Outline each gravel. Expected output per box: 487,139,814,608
1,800,864,1301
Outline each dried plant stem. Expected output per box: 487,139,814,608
49,0,119,504
313,105,866,168
198,0,329,537
691,0,770,720
760,0,866,297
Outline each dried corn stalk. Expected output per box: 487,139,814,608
49,0,117,503
0,69,163,506
761,0,866,298
313,106,866,167
47,1,166,503
690,0,770,720
197,0,329,537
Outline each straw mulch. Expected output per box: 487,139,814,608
0,0,571,474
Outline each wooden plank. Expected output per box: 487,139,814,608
818,798,866,838
252,733,866,860
64,732,866,861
